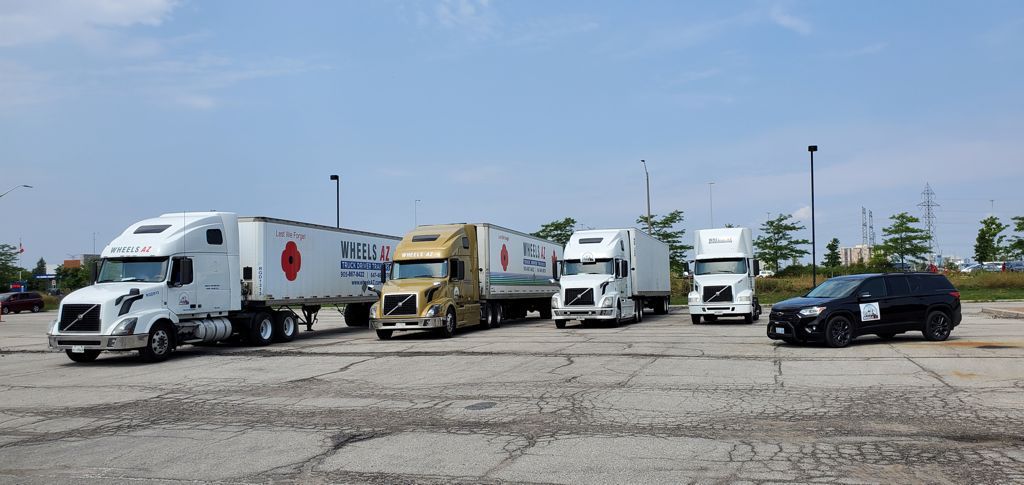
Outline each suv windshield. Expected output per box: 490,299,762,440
562,259,615,276
391,260,448,279
805,278,861,298
695,258,747,275
97,257,169,283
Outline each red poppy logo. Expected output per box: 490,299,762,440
551,250,557,269
281,241,302,281
500,244,509,271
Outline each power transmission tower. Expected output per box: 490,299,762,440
861,207,868,246
868,210,876,247
918,183,938,262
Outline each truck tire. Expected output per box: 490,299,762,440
376,330,393,340
246,312,274,346
555,320,566,329
539,307,552,320
273,312,297,342
658,297,670,315
744,313,754,324
691,315,701,324
489,303,503,328
438,308,457,338
344,303,370,327
635,303,643,323
139,321,175,362
65,349,101,363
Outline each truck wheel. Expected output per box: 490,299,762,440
539,307,552,320
555,320,566,329
376,330,393,340
635,303,643,323
744,313,754,324
65,349,101,363
273,312,297,342
344,303,370,327
490,303,503,328
691,315,701,324
246,312,274,346
439,308,457,338
139,321,175,362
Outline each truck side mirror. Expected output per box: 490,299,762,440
90,261,100,284
380,264,388,283
753,259,760,277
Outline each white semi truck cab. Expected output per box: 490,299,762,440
687,227,762,324
552,228,671,328
48,212,397,363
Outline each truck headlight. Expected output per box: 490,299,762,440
111,317,138,336
737,294,752,302
687,292,699,304
599,296,614,308
424,304,442,318
370,303,378,317
551,295,560,307
798,306,826,317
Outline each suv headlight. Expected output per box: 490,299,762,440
111,317,138,335
424,304,442,318
798,306,826,317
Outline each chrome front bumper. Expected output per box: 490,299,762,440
371,316,444,330
48,334,149,351
688,303,753,316
552,307,616,320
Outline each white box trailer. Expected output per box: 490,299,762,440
552,228,671,328
48,212,400,363
477,223,562,299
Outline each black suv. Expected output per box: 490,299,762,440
767,273,961,347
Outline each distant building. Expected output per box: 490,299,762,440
841,244,872,266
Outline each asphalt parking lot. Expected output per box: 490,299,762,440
1,303,1023,484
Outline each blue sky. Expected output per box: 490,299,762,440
2,0,1023,270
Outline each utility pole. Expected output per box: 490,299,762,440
329,175,340,228
808,145,818,287
414,199,421,227
918,183,938,263
640,160,653,233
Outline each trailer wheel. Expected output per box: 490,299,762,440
273,312,297,342
65,349,101,363
489,303,503,328
438,308,457,338
655,297,670,315
376,330,393,340
139,321,175,362
635,302,643,323
246,312,274,346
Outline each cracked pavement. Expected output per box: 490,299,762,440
1,303,1023,483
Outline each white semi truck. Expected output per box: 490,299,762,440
687,227,762,324
48,212,399,363
551,228,671,328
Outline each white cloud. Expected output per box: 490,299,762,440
435,0,497,38
792,206,812,221
0,0,179,47
769,5,811,35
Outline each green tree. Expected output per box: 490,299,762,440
637,210,693,275
28,257,47,291
1008,216,1024,260
823,238,841,268
877,212,932,265
532,217,577,247
0,244,21,291
56,264,91,293
974,216,1008,262
754,214,810,271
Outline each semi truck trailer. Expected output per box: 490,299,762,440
368,223,561,339
551,228,671,328
687,227,762,324
48,212,399,363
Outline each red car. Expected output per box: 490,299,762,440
0,292,44,314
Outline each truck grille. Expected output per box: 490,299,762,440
702,286,733,303
564,288,595,306
382,294,417,316
59,304,102,332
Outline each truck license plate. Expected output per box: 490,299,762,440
71,345,85,353
774,327,785,335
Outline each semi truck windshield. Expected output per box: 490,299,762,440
695,258,747,275
562,259,615,276
97,257,169,283
391,260,448,279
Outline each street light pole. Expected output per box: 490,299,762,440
808,145,818,287
0,184,33,199
640,160,653,233
708,182,715,227
414,199,421,227
329,175,340,228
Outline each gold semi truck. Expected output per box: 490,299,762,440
367,223,562,339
